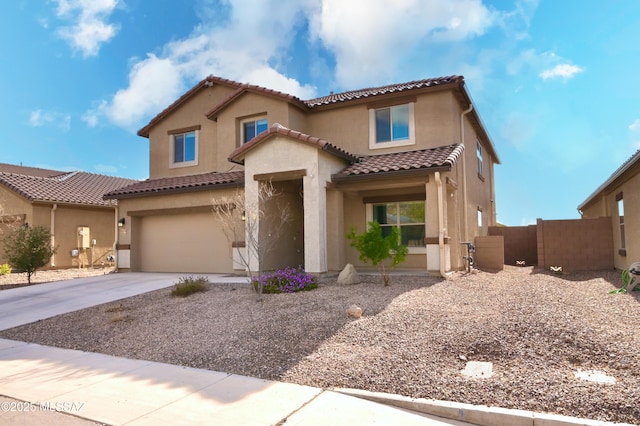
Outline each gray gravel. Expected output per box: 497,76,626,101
1,266,638,424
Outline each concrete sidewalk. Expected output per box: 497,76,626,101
0,339,469,425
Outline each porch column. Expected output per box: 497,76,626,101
425,179,450,271
244,177,260,274
303,172,327,274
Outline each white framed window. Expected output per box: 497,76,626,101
366,200,425,253
477,208,483,235
617,193,626,254
476,141,483,177
369,103,415,149
170,130,198,168
242,117,268,144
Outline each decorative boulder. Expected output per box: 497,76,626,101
338,263,360,285
347,304,362,318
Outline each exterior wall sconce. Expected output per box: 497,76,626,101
118,218,126,227
241,211,246,221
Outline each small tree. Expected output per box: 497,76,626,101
346,221,408,286
4,225,56,284
214,181,291,301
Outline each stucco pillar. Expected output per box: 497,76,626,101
426,179,448,271
303,169,328,274
244,177,260,274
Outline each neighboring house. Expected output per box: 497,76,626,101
105,75,500,275
578,149,640,270
0,163,137,268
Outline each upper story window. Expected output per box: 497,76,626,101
476,141,484,178
242,117,268,144
369,103,415,149
169,126,199,168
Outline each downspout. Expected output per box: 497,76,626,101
461,104,473,244
435,172,447,278
50,204,57,267
113,205,119,272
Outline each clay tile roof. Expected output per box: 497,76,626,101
104,170,244,200
206,85,308,120
578,149,640,211
0,169,138,206
305,76,464,107
138,75,245,137
332,144,464,181
228,123,359,165
0,163,66,178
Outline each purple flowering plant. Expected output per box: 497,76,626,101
251,266,318,294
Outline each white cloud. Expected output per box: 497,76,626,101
539,63,584,81
89,0,317,130
309,0,495,88
28,109,71,131
53,0,120,57
89,0,505,130
629,119,640,132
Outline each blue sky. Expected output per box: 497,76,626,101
1,0,639,226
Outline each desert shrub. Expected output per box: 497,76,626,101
0,264,11,275
3,225,56,284
252,266,318,294
346,221,408,286
171,276,208,297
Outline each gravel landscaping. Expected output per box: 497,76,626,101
1,266,639,424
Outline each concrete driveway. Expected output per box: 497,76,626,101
0,272,247,331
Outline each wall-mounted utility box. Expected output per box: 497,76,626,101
77,226,91,249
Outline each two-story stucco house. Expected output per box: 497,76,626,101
104,75,499,275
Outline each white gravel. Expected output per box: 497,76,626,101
1,266,638,424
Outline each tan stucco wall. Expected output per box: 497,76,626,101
307,90,460,156
216,92,301,155
581,171,640,270
0,188,115,269
147,84,238,179
49,205,116,268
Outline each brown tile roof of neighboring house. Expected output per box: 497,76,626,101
104,171,244,200
304,76,464,107
0,163,66,178
228,124,359,165
0,169,138,206
332,144,464,182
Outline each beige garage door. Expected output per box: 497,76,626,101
139,213,232,273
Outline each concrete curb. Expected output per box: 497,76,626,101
333,388,636,426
